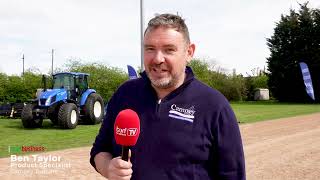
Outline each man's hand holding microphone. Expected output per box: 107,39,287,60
95,109,140,180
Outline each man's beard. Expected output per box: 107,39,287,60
146,71,180,89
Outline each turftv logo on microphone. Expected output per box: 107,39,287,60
116,126,138,136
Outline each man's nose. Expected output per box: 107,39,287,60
153,51,165,64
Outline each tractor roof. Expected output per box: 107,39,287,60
53,72,90,77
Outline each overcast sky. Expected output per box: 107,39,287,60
1,0,319,76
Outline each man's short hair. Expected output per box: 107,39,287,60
144,13,190,44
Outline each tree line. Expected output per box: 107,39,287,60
0,59,267,104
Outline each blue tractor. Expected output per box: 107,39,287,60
21,72,104,129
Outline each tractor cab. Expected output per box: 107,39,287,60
51,73,89,100
39,72,91,107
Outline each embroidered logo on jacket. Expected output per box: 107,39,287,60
169,104,196,123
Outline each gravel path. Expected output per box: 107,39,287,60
1,113,319,180
242,113,320,180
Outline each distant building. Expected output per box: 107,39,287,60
254,88,269,100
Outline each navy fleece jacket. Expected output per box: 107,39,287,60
90,67,246,180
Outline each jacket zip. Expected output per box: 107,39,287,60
156,99,162,119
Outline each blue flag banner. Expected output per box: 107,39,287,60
127,65,138,79
299,62,315,100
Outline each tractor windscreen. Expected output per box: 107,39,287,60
53,74,75,90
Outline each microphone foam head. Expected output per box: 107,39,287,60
114,109,140,146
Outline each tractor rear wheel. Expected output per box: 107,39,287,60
58,103,78,129
21,104,43,128
84,93,104,124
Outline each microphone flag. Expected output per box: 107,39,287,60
299,62,315,100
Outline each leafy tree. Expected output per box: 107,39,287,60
22,72,43,100
188,59,211,84
0,73,8,103
189,59,248,101
267,2,320,102
6,76,26,102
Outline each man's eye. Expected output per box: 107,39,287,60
145,47,154,51
165,49,175,53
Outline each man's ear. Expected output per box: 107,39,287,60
187,43,195,63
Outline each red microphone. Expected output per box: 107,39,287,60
114,109,140,161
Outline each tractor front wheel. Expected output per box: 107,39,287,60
21,104,43,128
58,103,78,129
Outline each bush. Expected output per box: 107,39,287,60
189,59,248,101
0,71,43,103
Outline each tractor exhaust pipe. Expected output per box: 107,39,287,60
42,75,47,91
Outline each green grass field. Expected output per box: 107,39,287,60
231,101,320,123
1,102,320,158
0,119,101,158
